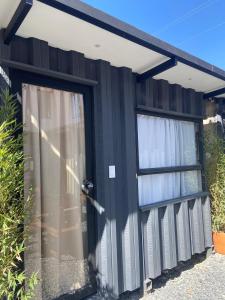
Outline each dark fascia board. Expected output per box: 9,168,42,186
203,87,225,99
37,0,225,82
4,0,33,45
0,58,98,86
137,58,177,82
136,105,203,121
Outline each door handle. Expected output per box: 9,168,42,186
82,179,94,196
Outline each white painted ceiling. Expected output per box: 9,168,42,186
0,0,20,28
154,62,225,92
18,0,168,73
0,0,225,94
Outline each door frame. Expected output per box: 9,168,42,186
10,69,97,299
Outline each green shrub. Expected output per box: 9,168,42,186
0,90,37,300
205,124,225,232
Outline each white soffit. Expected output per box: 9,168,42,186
0,0,20,28
218,93,225,98
15,0,167,73
154,62,225,93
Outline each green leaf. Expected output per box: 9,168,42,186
0,89,38,299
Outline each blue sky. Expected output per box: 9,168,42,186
82,0,225,70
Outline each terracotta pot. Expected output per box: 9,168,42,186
213,231,225,255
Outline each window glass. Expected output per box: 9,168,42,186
137,115,197,169
138,170,202,206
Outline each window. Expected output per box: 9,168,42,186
137,114,202,206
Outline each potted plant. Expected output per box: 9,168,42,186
205,124,225,254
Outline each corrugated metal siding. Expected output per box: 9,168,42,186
0,33,140,298
94,60,119,298
0,32,213,299
136,77,203,116
118,68,140,292
142,197,212,280
136,78,212,283
0,30,10,91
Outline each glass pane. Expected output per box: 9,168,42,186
138,171,202,206
137,114,198,169
23,84,94,299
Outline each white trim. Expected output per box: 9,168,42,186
0,66,11,87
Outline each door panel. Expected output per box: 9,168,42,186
23,84,96,300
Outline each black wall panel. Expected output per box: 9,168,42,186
0,31,207,299
136,77,203,116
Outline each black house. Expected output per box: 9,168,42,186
0,1,223,299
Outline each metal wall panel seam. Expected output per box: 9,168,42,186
119,67,140,292
189,198,205,254
175,201,192,262
201,196,213,248
146,208,161,279
159,204,177,270
94,60,119,298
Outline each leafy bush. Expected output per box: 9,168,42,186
205,125,225,232
0,90,37,300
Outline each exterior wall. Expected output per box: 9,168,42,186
0,31,212,299
0,31,10,96
136,78,212,281
93,62,140,297
0,33,140,298
141,197,211,280
136,78,203,114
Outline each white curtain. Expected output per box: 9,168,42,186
137,114,197,169
137,115,202,206
23,84,89,299
138,171,202,206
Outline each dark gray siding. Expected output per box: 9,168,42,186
0,31,10,92
136,77,203,115
136,77,212,282
141,197,211,280
0,33,140,298
0,31,212,299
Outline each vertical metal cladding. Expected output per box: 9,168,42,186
142,208,161,279
93,60,119,298
5,36,141,299
142,197,212,280
1,34,213,299
175,201,192,261
92,63,141,297
0,30,10,90
137,78,212,283
202,197,213,248
159,204,177,270
189,198,206,254
118,68,140,292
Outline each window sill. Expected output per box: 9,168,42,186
138,164,202,175
139,191,209,211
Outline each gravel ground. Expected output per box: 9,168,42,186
146,253,225,300
90,253,225,300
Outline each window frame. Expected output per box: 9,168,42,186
135,105,206,208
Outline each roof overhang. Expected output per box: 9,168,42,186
1,0,225,96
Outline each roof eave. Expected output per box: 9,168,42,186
37,0,225,81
